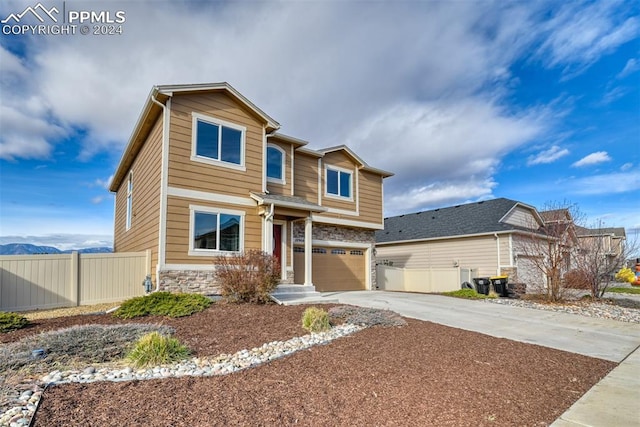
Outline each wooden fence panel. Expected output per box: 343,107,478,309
0,251,150,312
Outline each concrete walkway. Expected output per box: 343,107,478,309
324,291,640,426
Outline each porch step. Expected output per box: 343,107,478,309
270,284,339,306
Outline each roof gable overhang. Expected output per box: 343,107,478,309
110,83,280,192
499,202,545,228
319,145,394,178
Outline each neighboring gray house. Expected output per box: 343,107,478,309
375,198,548,290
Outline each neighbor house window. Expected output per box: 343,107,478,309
190,206,244,255
266,144,285,183
192,113,245,169
125,171,133,230
326,166,352,198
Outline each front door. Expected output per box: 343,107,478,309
273,224,282,263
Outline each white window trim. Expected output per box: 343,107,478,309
266,143,286,185
190,112,247,172
125,171,133,231
324,164,354,201
188,204,245,256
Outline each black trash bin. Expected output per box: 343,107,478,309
473,278,490,295
490,276,509,297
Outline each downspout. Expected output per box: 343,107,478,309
264,203,275,251
151,93,166,292
494,233,501,276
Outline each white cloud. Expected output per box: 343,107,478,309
568,171,640,195
537,1,639,76
621,162,633,171
92,175,114,190
91,196,104,204
527,145,570,165
1,0,635,229
572,151,612,167
617,58,640,78
345,98,545,212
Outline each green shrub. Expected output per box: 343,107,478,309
328,306,407,327
113,292,212,319
126,331,190,368
441,289,492,299
0,324,174,372
608,287,640,295
0,311,28,333
215,250,281,304
301,307,331,333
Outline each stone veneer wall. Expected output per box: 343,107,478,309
292,222,377,290
158,269,220,295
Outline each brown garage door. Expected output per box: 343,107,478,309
294,247,366,291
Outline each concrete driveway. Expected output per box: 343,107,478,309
325,290,640,426
329,290,640,362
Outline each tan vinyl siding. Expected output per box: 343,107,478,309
293,152,319,203
167,93,264,196
355,170,383,224
113,117,162,281
164,195,261,265
376,236,502,277
502,206,538,228
266,140,292,196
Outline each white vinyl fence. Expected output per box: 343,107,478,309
0,251,150,312
377,265,469,293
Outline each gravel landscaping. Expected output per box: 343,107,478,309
0,300,619,426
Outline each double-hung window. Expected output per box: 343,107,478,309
266,144,285,183
325,166,352,199
192,113,245,169
190,206,244,255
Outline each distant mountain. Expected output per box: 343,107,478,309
0,244,113,255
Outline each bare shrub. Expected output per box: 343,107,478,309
215,250,280,304
563,270,590,289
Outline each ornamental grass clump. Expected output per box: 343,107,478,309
126,331,190,368
301,307,331,333
0,324,175,373
0,311,28,333
113,292,212,319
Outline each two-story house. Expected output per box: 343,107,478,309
109,83,392,294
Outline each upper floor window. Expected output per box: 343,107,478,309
190,205,244,255
125,171,133,230
191,113,245,170
326,166,352,199
266,144,285,183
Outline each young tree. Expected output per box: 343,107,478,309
572,221,636,298
515,201,583,302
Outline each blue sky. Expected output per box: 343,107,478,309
0,0,638,250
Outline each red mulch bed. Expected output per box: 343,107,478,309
2,303,615,426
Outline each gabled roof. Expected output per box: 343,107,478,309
576,226,626,238
110,82,280,192
376,198,539,244
319,145,394,177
